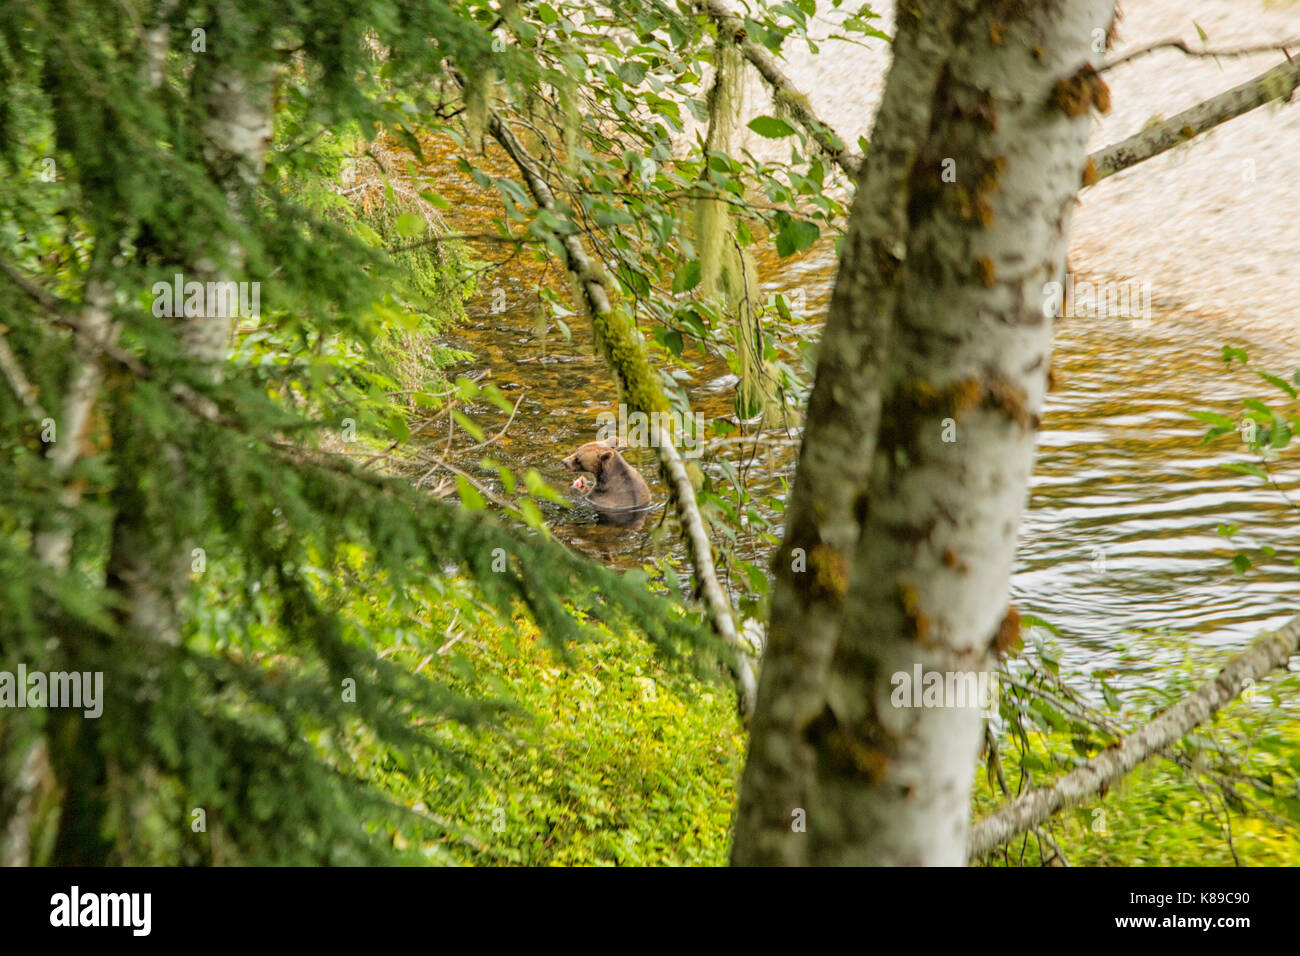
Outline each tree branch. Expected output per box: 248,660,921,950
450,71,757,714
697,0,864,178
1102,36,1298,73
696,3,1299,199
968,612,1300,859
1087,57,1300,184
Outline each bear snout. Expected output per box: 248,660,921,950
562,453,582,473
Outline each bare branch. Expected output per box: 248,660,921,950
1102,36,1299,73
1087,57,1300,184
969,613,1300,859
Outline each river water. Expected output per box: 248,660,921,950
423,0,1300,683
433,242,1298,685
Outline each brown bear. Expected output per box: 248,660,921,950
562,436,651,527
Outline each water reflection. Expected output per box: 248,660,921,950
425,145,1299,684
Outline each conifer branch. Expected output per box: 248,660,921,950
0,258,239,431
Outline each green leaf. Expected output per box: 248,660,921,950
672,259,701,293
394,212,425,237
1231,553,1252,574
518,499,546,528
418,189,450,210
379,413,408,442
775,219,819,256
1257,371,1297,399
1224,462,1268,480
773,294,792,323
594,208,635,228
452,410,485,442
1243,398,1274,419
617,61,647,86
481,384,515,414
525,469,565,505
456,475,485,511
747,116,797,139
494,462,516,496
1187,410,1234,429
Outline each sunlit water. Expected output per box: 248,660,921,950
417,90,1299,685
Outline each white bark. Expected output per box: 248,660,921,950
1089,56,1300,184
733,0,980,866
28,3,181,576
33,279,117,571
656,426,757,711
185,59,273,366
106,54,273,649
800,0,1117,866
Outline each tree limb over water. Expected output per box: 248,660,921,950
699,1,1300,194
969,612,1300,859
453,69,759,716
1089,57,1300,184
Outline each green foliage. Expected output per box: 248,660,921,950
1192,347,1299,575
976,628,1300,867
0,0,740,865
354,579,745,865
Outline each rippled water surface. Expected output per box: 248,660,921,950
424,140,1300,683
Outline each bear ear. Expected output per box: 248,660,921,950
599,450,613,462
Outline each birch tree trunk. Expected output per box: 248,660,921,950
51,44,273,864
734,0,1117,865
103,51,272,649
732,0,978,867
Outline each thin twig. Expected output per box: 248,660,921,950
1103,36,1298,73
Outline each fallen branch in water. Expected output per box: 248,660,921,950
969,612,1300,860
